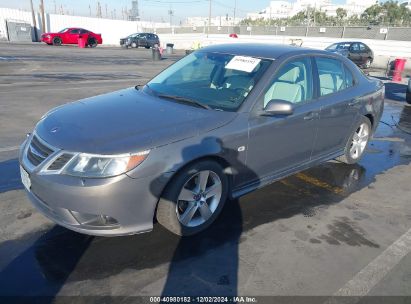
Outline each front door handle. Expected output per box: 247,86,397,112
303,112,319,120
348,99,360,106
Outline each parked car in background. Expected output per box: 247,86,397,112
41,28,103,47
120,33,138,48
120,33,160,49
325,41,374,69
20,44,384,237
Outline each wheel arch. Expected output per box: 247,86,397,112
364,113,374,127
153,154,234,221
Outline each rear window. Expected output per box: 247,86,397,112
344,66,355,88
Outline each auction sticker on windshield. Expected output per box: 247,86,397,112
225,56,261,73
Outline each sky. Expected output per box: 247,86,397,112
1,0,347,24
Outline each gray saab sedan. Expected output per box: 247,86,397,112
19,43,384,236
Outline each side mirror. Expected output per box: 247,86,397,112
263,99,294,116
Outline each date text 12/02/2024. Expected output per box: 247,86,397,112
149,296,257,303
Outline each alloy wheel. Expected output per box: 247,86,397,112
176,170,222,227
349,123,370,159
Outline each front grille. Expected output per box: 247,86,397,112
48,154,73,170
26,135,54,167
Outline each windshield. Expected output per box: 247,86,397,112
145,51,272,111
326,43,351,51
58,28,69,33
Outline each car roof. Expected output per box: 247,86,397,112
334,41,366,45
200,43,328,60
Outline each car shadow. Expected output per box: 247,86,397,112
156,137,259,296
0,106,411,297
0,158,23,193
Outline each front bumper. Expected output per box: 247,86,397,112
41,36,52,44
19,139,166,237
120,39,131,46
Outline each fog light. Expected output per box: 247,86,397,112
100,215,118,225
70,210,119,227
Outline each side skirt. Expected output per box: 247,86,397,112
231,149,344,199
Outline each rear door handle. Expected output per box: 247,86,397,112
303,112,319,120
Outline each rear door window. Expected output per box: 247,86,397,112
344,66,355,88
350,43,360,52
316,57,346,96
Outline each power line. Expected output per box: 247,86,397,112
213,0,248,13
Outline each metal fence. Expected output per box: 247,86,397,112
144,26,411,41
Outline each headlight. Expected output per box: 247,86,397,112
63,150,149,178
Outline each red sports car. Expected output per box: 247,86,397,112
41,28,103,47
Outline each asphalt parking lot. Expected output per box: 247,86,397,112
1,42,411,302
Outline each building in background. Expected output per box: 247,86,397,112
128,0,140,21
246,0,378,20
184,16,242,27
401,0,411,10
246,1,292,20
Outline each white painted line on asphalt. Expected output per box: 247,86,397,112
328,227,411,302
0,83,135,94
372,137,405,142
0,146,19,153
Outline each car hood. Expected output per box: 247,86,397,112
35,88,236,154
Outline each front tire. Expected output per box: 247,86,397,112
338,117,372,164
52,37,62,46
131,42,137,48
156,161,228,236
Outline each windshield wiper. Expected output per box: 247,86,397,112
157,94,211,110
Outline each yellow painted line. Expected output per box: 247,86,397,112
279,179,313,196
295,173,343,194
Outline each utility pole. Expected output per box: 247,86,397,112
29,0,38,41
269,6,272,23
233,0,236,25
233,0,237,25
53,0,56,14
89,4,91,16
168,5,173,26
40,0,46,34
97,2,102,18
207,0,212,37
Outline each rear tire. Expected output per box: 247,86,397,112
52,37,62,46
88,38,97,48
156,161,228,236
337,116,372,164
